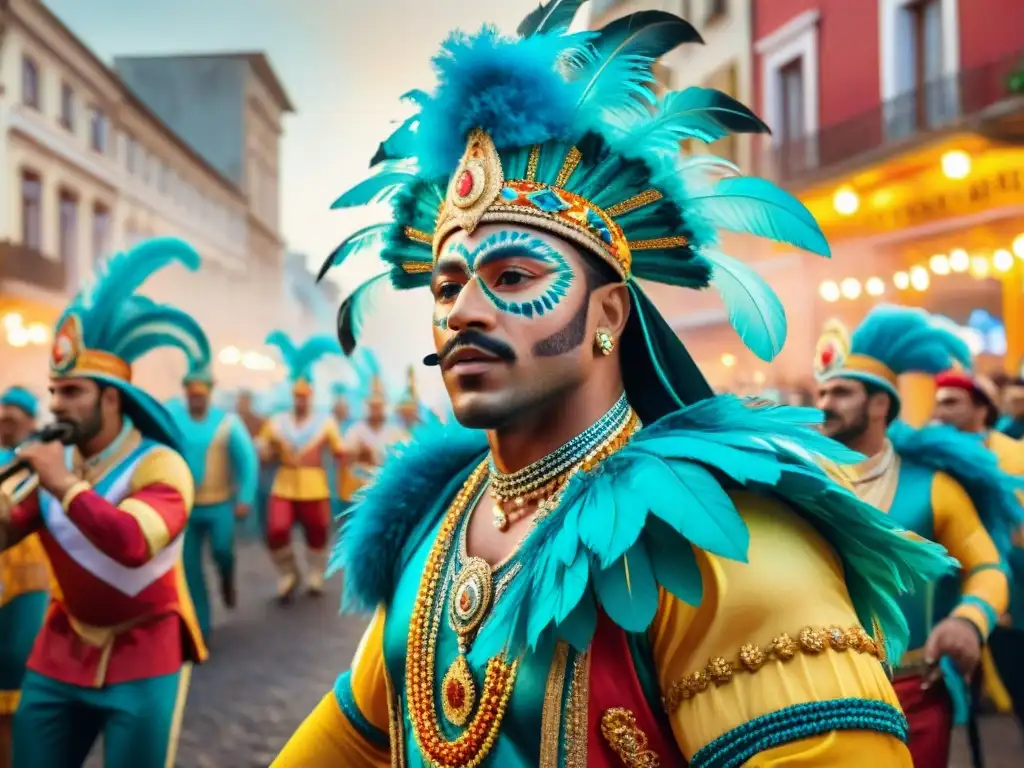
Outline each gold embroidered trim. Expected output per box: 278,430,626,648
628,236,688,251
400,261,433,274
606,189,664,217
385,663,406,767
565,650,590,767
404,226,433,245
600,708,660,767
539,642,569,767
555,147,582,188
663,626,884,713
525,144,541,181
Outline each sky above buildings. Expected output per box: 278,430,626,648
43,0,546,402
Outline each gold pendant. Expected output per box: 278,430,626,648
441,654,476,726
493,502,508,531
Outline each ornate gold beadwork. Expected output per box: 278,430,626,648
555,146,582,188
663,625,883,713
627,236,688,251
440,654,477,727
565,650,590,768
400,261,433,274
525,143,541,181
606,189,664,217
403,226,433,245
435,129,506,248
405,462,519,768
539,642,569,767
600,708,661,768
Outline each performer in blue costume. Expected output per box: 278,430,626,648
0,387,46,765
0,238,207,767
275,5,954,766
814,305,1021,767
169,346,258,642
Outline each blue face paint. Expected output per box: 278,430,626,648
436,230,574,320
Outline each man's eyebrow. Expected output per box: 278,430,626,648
432,255,470,275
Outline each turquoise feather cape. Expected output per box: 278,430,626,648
332,396,955,663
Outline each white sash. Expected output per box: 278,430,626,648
41,447,184,597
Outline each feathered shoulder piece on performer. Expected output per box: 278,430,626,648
264,331,342,396
0,385,39,419
320,4,837,413
50,237,203,450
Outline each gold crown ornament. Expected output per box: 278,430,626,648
813,319,851,380
50,313,132,382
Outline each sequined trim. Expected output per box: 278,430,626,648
689,698,908,768
606,189,664,217
564,649,590,767
403,227,433,245
539,642,569,767
400,261,433,274
525,144,541,181
385,664,406,767
555,147,582,188
663,626,883,713
627,236,688,251
600,708,660,767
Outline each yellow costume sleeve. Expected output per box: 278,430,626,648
273,607,390,766
652,492,912,766
931,472,1008,637
324,419,346,457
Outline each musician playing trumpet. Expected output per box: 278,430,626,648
0,387,47,768
0,239,207,768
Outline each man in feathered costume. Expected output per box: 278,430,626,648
340,365,409,504
814,305,1021,767
932,366,1024,740
0,387,48,765
275,5,953,766
258,332,346,600
395,366,424,436
168,344,259,642
0,239,207,767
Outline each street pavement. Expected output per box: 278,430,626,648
82,540,1021,767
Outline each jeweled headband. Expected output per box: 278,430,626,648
426,129,684,280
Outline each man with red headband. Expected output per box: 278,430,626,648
259,332,346,601
934,367,1024,742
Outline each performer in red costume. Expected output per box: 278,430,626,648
0,238,207,768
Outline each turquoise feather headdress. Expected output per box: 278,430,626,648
50,237,203,449
264,331,342,394
319,2,831,423
814,305,964,410
0,386,38,418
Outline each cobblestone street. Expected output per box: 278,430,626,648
82,540,1023,767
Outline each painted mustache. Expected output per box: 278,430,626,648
423,330,518,368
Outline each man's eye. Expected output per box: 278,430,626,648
437,283,461,300
495,271,528,287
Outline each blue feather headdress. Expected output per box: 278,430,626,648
264,331,342,395
814,305,964,411
49,237,203,449
319,2,832,423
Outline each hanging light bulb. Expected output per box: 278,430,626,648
929,254,950,275
840,278,862,299
893,271,910,290
949,249,970,272
993,249,1014,272
969,255,991,279
865,277,885,296
909,266,930,291
819,281,841,302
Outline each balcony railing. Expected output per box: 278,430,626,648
0,241,68,293
758,48,1024,188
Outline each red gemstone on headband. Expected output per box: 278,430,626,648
456,170,474,198
821,345,835,365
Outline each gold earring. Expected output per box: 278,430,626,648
595,328,615,356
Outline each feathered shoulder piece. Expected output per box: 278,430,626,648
265,331,342,385
320,0,831,367
333,397,954,663
889,420,1024,558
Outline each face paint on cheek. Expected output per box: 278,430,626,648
433,310,448,330
469,231,574,320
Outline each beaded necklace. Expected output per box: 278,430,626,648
405,403,639,768
489,394,630,530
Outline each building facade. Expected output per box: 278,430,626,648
0,0,294,400
742,0,1024,400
